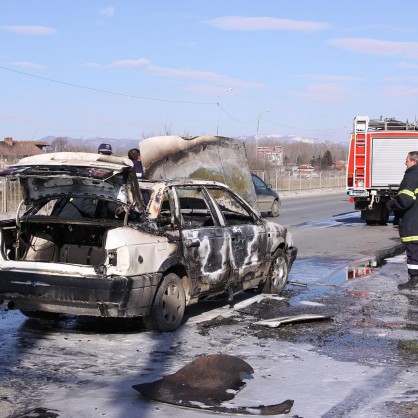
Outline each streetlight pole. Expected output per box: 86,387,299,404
257,109,271,133
216,88,233,136
256,109,271,158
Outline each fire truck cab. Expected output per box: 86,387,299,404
347,116,418,225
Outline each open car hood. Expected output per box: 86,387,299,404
0,152,135,205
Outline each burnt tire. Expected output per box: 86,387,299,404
260,256,289,295
145,273,186,332
269,199,280,217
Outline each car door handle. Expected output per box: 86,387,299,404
186,240,200,248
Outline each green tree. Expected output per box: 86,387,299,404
321,149,333,169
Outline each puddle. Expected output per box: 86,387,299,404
272,257,417,366
287,258,382,305
346,265,374,280
296,211,365,228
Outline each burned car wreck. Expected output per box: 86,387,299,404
0,152,297,331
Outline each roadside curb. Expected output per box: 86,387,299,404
280,188,346,199
349,243,405,269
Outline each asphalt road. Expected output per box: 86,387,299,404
277,190,403,263
1,190,416,418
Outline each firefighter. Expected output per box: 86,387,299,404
389,151,418,290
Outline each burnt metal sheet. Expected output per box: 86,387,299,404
134,354,253,406
133,354,294,415
140,135,260,213
255,314,332,328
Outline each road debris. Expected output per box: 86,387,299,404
255,314,332,328
315,282,338,287
133,354,294,415
287,281,308,287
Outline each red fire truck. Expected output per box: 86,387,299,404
346,116,418,224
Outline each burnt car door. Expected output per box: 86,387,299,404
204,186,268,288
173,185,231,292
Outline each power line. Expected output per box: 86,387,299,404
0,66,215,105
217,103,254,124
218,104,346,133
0,66,347,134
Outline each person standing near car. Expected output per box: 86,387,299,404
128,147,149,205
389,151,418,290
98,143,113,155
128,148,144,179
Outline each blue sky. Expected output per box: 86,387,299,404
1,0,418,143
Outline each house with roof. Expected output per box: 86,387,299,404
0,137,50,167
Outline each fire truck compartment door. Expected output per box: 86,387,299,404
371,136,418,187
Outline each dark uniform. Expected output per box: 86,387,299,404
132,159,144,180
390,163,418,289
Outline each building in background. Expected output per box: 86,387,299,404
0,137,50,168
256,146,283,165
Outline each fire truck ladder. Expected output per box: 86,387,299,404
352,116,368,189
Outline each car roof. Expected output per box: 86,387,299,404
11,152,133,170
138,178,232,189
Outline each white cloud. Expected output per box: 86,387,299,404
108,58,266,88
298,83,352,103
383,75,418,82
380,84,418,98
0,25,56,35
99,7,115,18
294,74,362,82
396,61,418,69
329,38,418,59
11,61,46,69
205,16,329,31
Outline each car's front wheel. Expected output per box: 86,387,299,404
145,273,186,332
269,199,280,217
260,256,289,294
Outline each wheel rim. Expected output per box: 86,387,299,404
271,257,287,289
161,283,183,325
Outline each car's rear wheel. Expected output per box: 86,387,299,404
269,199,280,217
145,273,186,332
260,256,288,294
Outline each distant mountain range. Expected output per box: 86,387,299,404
235,134,328,145
41,133,339,152
41,136,140,152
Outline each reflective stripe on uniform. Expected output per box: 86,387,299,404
401,236,418,243
398,189,416,199
407,264,418,270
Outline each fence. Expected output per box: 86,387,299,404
0,171,347,214
253,170,346,192
1,179,22,213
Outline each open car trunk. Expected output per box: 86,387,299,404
0,153,158,318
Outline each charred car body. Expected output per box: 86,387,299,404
0,152,297,331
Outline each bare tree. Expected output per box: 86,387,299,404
51,137,69,152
